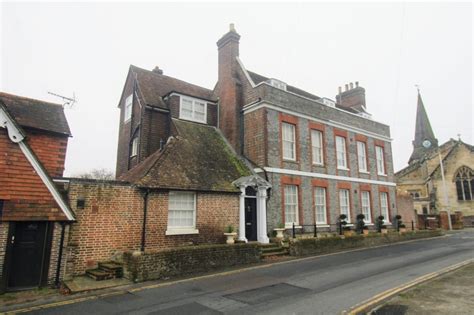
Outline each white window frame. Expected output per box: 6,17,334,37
166,191,199,235
339,189,351,223
284,185,299,227
336,136,348,169
357,141,368,172
376,146,386,175
130,137,138,157
314,187,327,224
311,130,324,166
380,192,390,224
282,122,296,161
124,94,133,122
179,96,207,124
361,191,372,223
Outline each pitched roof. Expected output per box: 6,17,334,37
130,65,217,110
119,119,251,192
409,92,438,163
0,92,71,136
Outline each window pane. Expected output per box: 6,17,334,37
282,123,296,160
361,191,371,222
463,180,472,200
357,141,367,171
168,192,195,228
336,136,347,168
311,130,323,165
124,94,133,121
284,185,298,224
315,187,326,224
380,192,389,221
339,189,350,222
376,146,385,174
456,180,464,200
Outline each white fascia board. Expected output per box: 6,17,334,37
255,167,396,187
244,101,392,142
0,105,75,221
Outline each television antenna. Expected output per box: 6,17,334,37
47,91,77,108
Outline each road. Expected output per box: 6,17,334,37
27,230,474,315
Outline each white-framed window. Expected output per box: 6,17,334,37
282,123,296,161
376,146,386,175
179,96,207,123
269,79,287,91
357,141,368,172
130,137,138,157
167,191,197,234
311,130,324,165
124,94,133,122
284,185,299,227
314,187,327,224
339,189,351,223
336,136,347,169
380,192,390,223
361,191,372,223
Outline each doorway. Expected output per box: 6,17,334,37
6,221,53,290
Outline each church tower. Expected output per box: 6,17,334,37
408,91,438,164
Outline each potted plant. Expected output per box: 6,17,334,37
399,224,407,233
338,214,348,236
362,226,369,235
376,215,385,233
343,225,353,237
395,215,403,232
274,222,286,240
224,225,237,244
356,214,366,234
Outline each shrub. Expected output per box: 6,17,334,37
356,214,366,233
225,225,235,233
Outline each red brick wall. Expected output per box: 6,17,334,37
66,180,239,276
244,108,266,166
396,192,417,228
0,128,69,221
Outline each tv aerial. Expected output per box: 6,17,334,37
47,91,77,108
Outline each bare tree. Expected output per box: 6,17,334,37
74,168,115,180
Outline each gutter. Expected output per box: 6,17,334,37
141,189,150,252
55,222,68,287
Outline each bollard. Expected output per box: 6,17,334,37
411,220,415,231
292,222,296,238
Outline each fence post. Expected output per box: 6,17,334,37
314,224,317,238
411,220,414,231
292,222,296,238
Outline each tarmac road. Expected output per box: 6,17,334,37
24,230,474,315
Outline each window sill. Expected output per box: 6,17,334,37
312,163,325,167
378,173,387,177
178,116,207,124
283,159,298,163
165,228,199,236
123,118,131,124
316,224,330,227
285,224,302,229
359,170,370,174
337,167,350,171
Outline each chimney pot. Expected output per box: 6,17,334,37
338,86,342,94
345,84,349,91
229,23,235,32
355,81,359,87
152,66,163,75
350,82,354,89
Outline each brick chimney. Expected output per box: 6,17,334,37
335,81,366,112
216,23,242,152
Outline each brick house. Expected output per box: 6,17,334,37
0,92,74,292
115,24,397,245
395,92,474,226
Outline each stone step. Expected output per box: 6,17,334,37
98,261,123,278
86,268,114,281
261,249,288,257
260,246,285,254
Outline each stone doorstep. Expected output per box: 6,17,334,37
85,269,115,281
63,276,132,294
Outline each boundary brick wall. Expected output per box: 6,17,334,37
66,180,239,276
0,223,9,282
123,243,261,282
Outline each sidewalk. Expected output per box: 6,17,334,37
372,262,474,314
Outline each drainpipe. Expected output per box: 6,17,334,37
141,189,150,252
55,222,67,288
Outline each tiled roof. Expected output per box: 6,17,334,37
120,119,251,192
130,65,217,109
0,92,71,136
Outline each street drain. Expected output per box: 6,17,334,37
224,283,310,305
371,304,409,315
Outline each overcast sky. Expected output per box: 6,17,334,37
1,1,472,176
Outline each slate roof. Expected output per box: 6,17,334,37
0,92,71,136
130,65,217,110
409,92,438,163
119,119,251,192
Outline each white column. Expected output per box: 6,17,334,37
238,186,247,242
257,186,269,244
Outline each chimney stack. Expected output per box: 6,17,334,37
336,81,367,112
152,66,163,75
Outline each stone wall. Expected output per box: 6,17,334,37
0,222,9,284
65,179,239,276
122,243,261,282
289,230,444,256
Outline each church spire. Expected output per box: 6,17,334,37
408,91,438,164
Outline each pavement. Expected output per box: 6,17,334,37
2,229,474,315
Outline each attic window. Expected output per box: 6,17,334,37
130,137,138,157
124,94,133,122
269,79,287,91
179,96,207,123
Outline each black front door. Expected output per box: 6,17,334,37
245,198,257,241
7,222,51,289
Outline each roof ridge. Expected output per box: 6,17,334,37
130,64,214,94
0,92,63,107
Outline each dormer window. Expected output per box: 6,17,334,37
124,94,133,122
179,96,207,123
269,79,287,91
